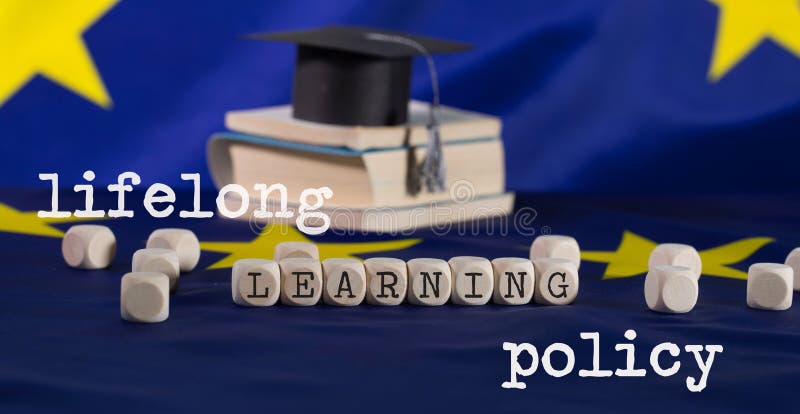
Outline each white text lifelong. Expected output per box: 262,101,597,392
37,171,333,235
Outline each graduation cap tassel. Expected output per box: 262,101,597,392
364,33,446,192
421,105,446,192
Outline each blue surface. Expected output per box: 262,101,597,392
1,189,798,412
1,0,800,193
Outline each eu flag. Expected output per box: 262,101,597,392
0,1,799,413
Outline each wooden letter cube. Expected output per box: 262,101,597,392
407,258,451,306
644,265,698,313
132,248,180,293
146,228,200,272
449,256,493,305
274,241,319,262
279,258,322,306
121,272,169,323
747,263,793,311
62,225,116,269
491,257,535,305
322,258,366,306
364,257,407,306
533,258,579,305
232,259,280,306
784,248,800,292
648,243,702,279
529,235,581,270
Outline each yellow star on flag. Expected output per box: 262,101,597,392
200,224,422,270
0,0,118,107
0,202,98,238
581,230,773,280
707,0,800,81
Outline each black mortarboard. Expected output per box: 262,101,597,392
247,25,471,126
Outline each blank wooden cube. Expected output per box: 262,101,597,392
132,248,180,293
491,257,535,305
121,272,169,323
449,256,493,305
784,248,800,291
407,258,452,306
364,257,407,306
747,263,793,311
529,235,581,270
533,258,579,305
322,258,366,306
274,241,319,262
62,225,116,269
279,258,322,306
232,259,280,306
146,228,200,272
644,265,698,313
648,243,702,279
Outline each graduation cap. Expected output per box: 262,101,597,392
247,25,471,127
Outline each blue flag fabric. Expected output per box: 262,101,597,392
1,2,800,410
0,189,798,412
1,0,799,193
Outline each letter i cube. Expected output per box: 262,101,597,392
449,256,493,305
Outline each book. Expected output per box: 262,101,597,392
207,132,507,209
224,101,502,150
220,192,515,234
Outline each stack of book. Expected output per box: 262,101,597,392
207,101,514,232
